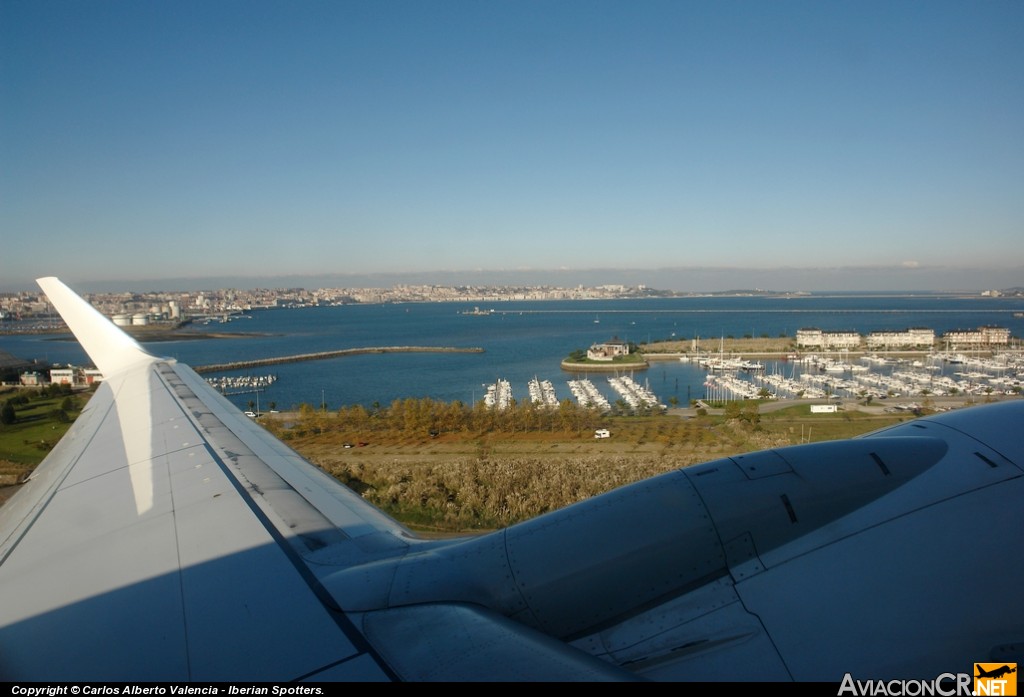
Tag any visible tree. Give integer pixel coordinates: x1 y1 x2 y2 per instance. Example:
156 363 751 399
742 401 761 426
0 401 15 425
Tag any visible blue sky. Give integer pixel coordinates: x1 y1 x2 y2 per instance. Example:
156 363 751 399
2 1 1022 291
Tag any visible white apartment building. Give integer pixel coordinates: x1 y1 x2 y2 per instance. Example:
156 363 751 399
866 328 935 349
942 326 1011 348
795 328 862 349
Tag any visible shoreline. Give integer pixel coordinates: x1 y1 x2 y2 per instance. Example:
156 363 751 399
47 330 269 342
642 349 953 361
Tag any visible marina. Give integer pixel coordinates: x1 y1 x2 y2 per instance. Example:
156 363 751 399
608 375 664 410
567 379 612 411
205 374 278 396
486 346 1024 412
527 377 559 408
482 379 513 409
704 350 1024 403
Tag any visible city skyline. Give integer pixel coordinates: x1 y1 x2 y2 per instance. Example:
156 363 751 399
3 1 1022 291
2 265 1024 295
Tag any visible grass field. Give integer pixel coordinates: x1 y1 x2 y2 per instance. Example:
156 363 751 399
0 385 916 531
0 389 86 484
643 336 795 354
273 404 910 532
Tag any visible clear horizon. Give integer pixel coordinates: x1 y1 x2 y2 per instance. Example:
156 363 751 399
3 1 1022 291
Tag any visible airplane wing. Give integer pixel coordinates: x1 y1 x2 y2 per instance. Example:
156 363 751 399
0 278 629 681
1 277 1022 681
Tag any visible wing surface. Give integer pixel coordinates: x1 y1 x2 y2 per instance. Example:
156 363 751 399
0 335 394 679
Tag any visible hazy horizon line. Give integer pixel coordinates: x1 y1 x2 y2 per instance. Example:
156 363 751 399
3 264 1022 294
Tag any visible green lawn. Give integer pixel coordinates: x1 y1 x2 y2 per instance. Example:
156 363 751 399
0 393 86 481
757 404 906 441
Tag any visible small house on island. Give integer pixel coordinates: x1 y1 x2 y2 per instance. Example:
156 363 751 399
587 337 630 361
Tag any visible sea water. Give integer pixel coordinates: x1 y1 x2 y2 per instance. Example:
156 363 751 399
3 294 1022 410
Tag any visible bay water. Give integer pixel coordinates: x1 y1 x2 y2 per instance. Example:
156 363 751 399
4 294 1022 411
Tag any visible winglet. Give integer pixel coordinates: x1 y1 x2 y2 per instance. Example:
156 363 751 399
37 277 157 377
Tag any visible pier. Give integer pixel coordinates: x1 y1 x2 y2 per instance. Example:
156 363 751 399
194 346 483 374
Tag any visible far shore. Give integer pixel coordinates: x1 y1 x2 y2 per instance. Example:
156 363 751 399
641 337 1002 360
48 329 269 342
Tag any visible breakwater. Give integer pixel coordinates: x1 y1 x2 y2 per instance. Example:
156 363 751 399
194 346 483 374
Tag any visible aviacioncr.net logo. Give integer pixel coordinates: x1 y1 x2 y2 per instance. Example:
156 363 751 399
838 673 972 696
974 663 1017 696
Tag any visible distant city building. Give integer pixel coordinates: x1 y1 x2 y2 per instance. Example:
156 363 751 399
3 283 669 323
866 328 935 349
20 371 44 386
49 368 77 385
795 328 861 349
42 365 100 386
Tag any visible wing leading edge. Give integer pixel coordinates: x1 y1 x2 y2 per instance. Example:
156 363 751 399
1 278 1022 681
